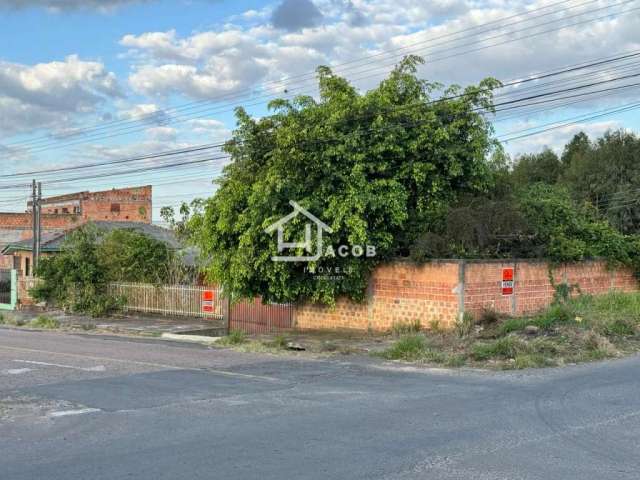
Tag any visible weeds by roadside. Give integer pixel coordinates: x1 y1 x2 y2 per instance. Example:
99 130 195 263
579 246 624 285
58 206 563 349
29 315 60 329
217 329 247 346
377 291 640 370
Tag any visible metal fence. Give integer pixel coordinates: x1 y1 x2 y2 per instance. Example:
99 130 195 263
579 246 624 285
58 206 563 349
108 283 224 319
229 298 294 334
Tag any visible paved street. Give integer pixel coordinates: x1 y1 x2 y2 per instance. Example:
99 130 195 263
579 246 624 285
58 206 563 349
1 327 639 479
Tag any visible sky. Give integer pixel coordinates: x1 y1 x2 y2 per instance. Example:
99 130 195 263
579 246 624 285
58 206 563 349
0 0 638 221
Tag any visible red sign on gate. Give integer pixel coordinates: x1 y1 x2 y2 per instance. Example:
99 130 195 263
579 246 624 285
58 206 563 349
502 268 514 296
202 290 215 313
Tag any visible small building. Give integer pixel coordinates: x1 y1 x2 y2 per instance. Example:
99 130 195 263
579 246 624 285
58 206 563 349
0 185 152 270
1 221 180 277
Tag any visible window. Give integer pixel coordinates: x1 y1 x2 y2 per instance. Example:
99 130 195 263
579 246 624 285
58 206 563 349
25 257 30 277
110 203 120 213
62 207 69 214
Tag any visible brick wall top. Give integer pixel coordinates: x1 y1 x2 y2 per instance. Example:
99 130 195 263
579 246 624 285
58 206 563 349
0 212 80 229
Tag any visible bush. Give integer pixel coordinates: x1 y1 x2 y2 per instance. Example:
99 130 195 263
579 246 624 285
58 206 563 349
32 223 177 317
599 318 636 337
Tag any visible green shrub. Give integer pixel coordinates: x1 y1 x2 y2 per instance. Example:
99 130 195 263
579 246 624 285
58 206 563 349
498 318 528 335
599 318 636 337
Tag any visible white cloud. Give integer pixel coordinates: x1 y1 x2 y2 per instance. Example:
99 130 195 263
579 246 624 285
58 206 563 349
118 103 169 125
120 0 640 107
0 55 121 137
503 120 623 156
145 126 177 141
187 118 230 137
0 0 152 12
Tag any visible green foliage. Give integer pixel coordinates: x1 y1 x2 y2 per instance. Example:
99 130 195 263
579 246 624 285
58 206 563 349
219 329 247 345
391 319 422 336
160 198 205 242
191 55 500 304
100 229 173 284
380 334 446 363
561 130 640 234
472 336 525 360
454 312 474 338
518 184 634 264
32 224 176 316
266 334 289 349
511 148 562 188
29 315 60 329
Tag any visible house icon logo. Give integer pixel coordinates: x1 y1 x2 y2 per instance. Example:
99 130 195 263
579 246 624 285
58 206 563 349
265 200 333 262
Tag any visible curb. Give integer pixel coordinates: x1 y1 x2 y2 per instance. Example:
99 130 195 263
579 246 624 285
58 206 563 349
160 332 222 344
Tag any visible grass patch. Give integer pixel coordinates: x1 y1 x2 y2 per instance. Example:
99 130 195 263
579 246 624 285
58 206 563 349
391 319 422 336
218 329 247 346
29 315 60 329
379 334 450 364
264 334 289 349
472 336 526 361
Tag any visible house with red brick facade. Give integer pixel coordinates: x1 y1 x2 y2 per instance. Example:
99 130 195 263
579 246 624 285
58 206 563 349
0 185 152 273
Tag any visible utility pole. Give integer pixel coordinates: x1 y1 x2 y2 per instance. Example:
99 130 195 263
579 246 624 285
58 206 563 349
35 182 42 272
31 180 37 275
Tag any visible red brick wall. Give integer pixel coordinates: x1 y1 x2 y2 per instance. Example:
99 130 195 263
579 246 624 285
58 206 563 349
81 185 151 223
294 259 639 332
463 260 638 317
0 212 79 229
295 261 461 331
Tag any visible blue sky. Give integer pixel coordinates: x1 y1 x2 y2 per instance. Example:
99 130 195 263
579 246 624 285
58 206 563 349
0 0 638 220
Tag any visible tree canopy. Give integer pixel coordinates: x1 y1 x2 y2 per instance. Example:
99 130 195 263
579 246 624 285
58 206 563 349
191 56 501 304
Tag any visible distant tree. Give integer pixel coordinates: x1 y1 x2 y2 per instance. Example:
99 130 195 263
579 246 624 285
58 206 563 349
560 131 591 167
511 148 562 188
191 55 501 304
160 198 205 241
561 130 640 234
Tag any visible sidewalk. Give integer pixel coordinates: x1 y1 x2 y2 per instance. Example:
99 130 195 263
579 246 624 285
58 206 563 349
8 309 226 337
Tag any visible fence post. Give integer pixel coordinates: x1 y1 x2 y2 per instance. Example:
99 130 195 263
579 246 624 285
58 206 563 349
223 295 231 334
457 260 466 322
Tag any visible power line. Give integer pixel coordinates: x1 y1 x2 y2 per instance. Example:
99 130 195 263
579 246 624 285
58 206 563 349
2 0 633 155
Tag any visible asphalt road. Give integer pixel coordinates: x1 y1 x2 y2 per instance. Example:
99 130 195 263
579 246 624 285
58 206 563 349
1 328 639 479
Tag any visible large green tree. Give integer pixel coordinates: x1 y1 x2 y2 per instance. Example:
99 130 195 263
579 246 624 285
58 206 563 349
192 56 501 304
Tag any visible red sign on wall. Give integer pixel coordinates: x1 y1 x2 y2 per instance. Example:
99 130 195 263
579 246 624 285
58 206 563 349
202 290 215 313
502 268 514 296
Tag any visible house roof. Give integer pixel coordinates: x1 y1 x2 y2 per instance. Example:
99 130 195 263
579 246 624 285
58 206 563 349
1 221 181 255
